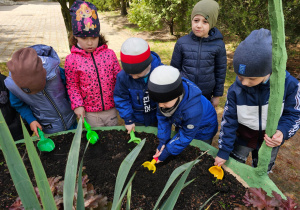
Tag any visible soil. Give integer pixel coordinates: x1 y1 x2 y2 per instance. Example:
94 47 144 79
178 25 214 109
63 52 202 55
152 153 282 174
0 130 247 209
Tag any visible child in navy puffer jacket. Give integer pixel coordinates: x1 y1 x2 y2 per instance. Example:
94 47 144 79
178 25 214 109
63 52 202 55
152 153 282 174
114 38 164 134
171 0 227 108
214 29 300 172
65 1 121 127
148 65 218 162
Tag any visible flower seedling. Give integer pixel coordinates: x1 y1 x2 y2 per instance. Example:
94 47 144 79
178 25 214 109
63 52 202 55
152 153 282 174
208 165 224 180
128 130 141 144
83 118 99 144
142 157 158 173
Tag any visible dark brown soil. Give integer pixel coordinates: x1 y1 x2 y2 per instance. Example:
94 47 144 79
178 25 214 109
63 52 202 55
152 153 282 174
0 130 247 209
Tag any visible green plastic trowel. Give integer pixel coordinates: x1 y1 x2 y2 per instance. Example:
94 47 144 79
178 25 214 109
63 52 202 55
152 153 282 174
83 118 99 144
37 128 55 152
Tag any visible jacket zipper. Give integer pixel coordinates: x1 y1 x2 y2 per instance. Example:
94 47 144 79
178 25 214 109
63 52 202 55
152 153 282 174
43 89 67 130
91 53 105 110
196 39 203 85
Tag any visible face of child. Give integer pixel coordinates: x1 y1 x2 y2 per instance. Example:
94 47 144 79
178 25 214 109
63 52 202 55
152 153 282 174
130 64 151 79
159 97 178 109
237 74 270 87
192 15 210 38
75 36 99 53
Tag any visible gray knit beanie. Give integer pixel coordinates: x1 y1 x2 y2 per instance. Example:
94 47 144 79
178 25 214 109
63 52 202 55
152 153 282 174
191 0 219 30
234 28 272 77
148 66 183 103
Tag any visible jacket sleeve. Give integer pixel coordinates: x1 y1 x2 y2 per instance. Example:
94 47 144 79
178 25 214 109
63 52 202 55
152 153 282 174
213 41 227 97
277 80 300 141
156 110 172 144
170 41 183 71
65 55 84 110
9 91 36 125
158 104 204 161
113 73 135 125
217 87 239 160
112 51 122 81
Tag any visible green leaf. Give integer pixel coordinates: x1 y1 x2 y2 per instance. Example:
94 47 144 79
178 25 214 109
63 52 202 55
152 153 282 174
154 160 200 209
199 192 219 210
160 158 200 210
115 172 136 210
0 111 41 209
22 119 56 209
126 183 132 210
63 117 83 209
111 139 145 209
76 143 90 210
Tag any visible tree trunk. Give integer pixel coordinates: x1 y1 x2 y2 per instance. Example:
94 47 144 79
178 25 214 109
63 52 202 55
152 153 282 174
121 0 127 16
169 18 174 35
57 0 75 49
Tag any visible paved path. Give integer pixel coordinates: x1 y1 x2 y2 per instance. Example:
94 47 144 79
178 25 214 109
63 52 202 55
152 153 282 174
0 1 130 63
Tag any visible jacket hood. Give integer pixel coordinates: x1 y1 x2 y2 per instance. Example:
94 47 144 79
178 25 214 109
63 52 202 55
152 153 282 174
9 45 61 81
190 27 224 42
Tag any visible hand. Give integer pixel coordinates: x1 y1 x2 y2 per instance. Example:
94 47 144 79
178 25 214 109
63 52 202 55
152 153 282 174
211 96 220 108
74 106 85 119
264 130 283 147
125 123 135 134
214 156 226 166
153 145 165 163
30 121 42 137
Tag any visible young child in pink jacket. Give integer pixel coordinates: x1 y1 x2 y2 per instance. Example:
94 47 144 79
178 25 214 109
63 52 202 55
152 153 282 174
65 0 121 127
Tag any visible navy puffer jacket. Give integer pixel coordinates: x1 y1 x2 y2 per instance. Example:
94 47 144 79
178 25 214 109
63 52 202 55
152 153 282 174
171 28 227 99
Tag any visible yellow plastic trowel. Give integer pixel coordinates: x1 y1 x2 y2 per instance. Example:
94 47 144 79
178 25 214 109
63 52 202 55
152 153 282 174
208 166 224 180
142 157 159 173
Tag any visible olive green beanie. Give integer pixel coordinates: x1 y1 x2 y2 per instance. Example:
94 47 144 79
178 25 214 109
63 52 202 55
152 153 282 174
191 0 219 30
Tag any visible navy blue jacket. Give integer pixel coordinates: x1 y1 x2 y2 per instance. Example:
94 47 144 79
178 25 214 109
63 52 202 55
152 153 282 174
171 28 227 99
217 71 300 160
157 78 218 161
114 51 163 126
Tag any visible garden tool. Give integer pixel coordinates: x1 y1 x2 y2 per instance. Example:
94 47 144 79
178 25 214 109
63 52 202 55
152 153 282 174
142 157 158 173
37 128 55 152
83 118 99 144
128 130 141 144
208 166 224 180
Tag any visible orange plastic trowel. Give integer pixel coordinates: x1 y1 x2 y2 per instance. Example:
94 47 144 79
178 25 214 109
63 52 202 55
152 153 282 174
142 157 158 173
208 166 224 180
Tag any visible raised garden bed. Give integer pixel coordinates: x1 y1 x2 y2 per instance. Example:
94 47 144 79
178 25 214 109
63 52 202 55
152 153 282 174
0 127 248 209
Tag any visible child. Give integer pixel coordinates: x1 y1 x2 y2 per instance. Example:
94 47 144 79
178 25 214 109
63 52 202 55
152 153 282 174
66 0 121 127
148 65 218 162
5 45 77 137
214 29 300 172
114 37 163 133
170 0 227 107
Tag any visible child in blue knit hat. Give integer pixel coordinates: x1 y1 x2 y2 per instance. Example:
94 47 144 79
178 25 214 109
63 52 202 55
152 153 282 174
214 28 300 172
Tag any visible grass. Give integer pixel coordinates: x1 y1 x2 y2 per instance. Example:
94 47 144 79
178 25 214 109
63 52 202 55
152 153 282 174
0 63 9 76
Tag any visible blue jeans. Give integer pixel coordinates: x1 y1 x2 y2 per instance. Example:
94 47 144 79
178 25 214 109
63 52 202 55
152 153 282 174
230 144 280 172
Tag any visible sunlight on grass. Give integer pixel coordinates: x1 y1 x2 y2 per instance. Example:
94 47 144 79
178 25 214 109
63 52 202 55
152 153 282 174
148 40 176 65
0 63 9 76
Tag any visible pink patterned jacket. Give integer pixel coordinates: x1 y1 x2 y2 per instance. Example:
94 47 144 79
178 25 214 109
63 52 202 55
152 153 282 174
65 44 121 112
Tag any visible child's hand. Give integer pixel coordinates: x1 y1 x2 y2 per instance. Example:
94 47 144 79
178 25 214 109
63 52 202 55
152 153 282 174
211 96 220 108
153 145 165 163
74 107 85 119
125 123 135 134
214 156 226 166
30 121 42 137
264 130 283 147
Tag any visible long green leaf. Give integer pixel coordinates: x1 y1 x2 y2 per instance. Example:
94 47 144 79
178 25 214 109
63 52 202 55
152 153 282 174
0 111 41 209
111 139 145 209
153 160 200 210
115 172 136 210
126 182 132 210
199 192 219 210
63 117 83 209
161 158 199 210
22 119 56 209
76 143 90 210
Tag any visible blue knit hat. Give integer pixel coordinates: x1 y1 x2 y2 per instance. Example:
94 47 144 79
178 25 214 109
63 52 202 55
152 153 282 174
70 1 100 37
234 28 272 77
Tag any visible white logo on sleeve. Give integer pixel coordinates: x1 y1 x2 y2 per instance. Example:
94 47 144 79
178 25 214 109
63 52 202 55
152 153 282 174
187 124 194 129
